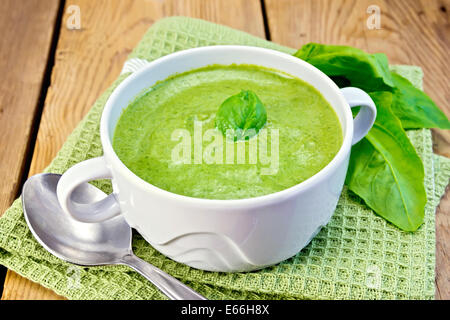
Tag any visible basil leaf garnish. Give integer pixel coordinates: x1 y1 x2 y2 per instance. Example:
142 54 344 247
215 90 267 141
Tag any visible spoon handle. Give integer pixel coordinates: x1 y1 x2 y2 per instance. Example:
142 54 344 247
120 253 207 300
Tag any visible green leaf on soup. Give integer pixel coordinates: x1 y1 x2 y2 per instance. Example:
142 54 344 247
294 43 394 92
390 72 450 129
346 91 426 231
215 90 267 141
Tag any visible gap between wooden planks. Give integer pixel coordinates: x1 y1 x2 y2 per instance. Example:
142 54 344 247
1 0 266 300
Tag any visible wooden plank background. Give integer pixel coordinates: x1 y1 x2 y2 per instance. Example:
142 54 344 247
0 0 60 237
0 0 61 300
0 0 448 300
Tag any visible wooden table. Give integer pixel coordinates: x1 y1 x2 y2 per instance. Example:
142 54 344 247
0 0 448 300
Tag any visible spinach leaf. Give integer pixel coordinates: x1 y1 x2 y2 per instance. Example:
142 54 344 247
346 92 426 231
390 72 450 129
215 90 267 141
292 43 447 231
294 43 394 91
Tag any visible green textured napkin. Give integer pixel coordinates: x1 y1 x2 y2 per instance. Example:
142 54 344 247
0 17 449 300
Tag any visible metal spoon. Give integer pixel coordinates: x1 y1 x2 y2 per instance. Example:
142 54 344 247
21 173 206 300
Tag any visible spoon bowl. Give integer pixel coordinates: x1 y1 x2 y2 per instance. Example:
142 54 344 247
23 173 130 265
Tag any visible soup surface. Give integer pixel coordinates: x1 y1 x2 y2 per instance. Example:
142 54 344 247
113 64 342 199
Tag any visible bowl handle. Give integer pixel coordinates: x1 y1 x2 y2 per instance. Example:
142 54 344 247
340 87 377 145
56 156 121 223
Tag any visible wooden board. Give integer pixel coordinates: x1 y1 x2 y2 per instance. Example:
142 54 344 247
264 0 450 299
0 0 60 300
0 0 59 224
1 0 265 300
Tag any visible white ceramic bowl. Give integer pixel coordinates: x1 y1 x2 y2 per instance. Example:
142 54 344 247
57 46 376 272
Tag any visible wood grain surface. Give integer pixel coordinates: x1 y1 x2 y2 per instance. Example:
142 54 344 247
1 0 265 300
1 0 449 300
0 0 59 229
265 0 450 300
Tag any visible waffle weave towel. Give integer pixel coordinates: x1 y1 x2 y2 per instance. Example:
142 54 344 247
0 17 449 300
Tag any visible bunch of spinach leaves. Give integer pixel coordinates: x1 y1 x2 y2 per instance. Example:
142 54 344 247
294 43 450 231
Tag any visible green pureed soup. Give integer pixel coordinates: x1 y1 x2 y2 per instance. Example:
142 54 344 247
113 64 343 199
